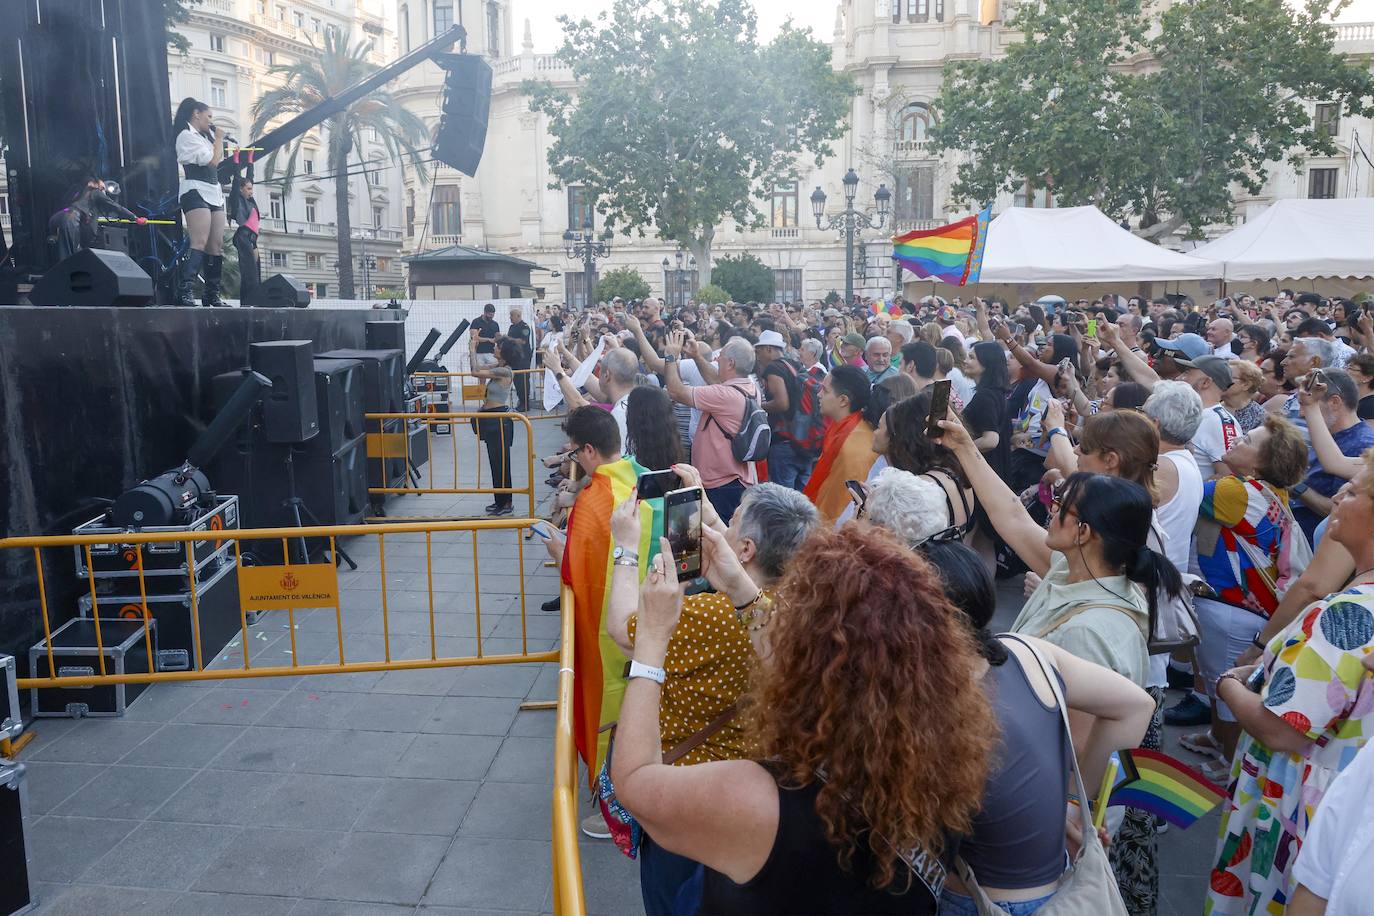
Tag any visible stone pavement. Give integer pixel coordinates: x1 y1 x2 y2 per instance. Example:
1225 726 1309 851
16 414 1216 914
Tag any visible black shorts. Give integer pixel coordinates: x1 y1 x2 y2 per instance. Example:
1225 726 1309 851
179 190 223 214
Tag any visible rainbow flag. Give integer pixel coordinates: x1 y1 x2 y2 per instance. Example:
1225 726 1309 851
1107 748 1227 829
891 204 993 286
561 457 661 790
869 298 896 317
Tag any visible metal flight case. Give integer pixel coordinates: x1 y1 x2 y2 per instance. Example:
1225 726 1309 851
29 618 155 718
0 762 35 915
71 495 239 595
0 655 20 742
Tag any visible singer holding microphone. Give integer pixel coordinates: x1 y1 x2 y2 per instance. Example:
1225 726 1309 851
172 97 228 307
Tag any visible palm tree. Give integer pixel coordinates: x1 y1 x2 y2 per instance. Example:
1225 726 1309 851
251 29 428 299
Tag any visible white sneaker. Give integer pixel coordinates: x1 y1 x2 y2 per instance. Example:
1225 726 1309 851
580 812 611 840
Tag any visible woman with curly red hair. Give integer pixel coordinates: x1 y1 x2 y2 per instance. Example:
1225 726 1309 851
612 524 996 914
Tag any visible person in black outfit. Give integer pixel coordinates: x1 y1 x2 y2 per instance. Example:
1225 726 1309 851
48 177 144 260
960 340 1012 479
472 302 500 355
506 306 533 412
229 177 262 302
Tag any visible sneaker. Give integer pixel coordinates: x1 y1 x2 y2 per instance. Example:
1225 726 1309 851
1155 818 1169 836
581 812 611 840
483 503 502 516
1166 665 1194 691
1163 693 1212 727
491 504 514 517
542 596 561 613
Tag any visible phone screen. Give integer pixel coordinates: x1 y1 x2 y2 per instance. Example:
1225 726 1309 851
926 379 952 438
637 469 682 501
845 480 867 511
1305 369 1325 392
664 488 703 579
1086 318 1098 337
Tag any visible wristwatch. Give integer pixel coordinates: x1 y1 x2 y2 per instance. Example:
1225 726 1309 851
554 372 566 381
628 660 666 685
1291 482 1310 496
612 545 639 568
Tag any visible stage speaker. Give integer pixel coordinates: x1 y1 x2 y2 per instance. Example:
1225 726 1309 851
245 274 311 308
433 53 492 177
298 434 369 526
29 248 154 307
316 348 405 416
311 358 366 454
365 320 407 355
249 341 320 444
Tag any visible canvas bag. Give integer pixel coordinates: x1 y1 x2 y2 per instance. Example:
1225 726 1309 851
954 635 1129 916
706 379 772 463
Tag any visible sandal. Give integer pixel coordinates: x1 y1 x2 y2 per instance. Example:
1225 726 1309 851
1180 731 1226 761
1201 757 1233 784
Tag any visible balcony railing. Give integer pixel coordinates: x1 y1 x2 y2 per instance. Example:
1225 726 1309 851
770 227 800 239
892 219 943 233
895 138 934 157
1334 22 1374 42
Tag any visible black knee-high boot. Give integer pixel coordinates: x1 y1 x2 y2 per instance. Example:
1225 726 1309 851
177 249 204 307
202 254 226 308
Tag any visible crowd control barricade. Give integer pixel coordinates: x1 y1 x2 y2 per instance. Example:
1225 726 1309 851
550 583 585 915
365 411 537 519
412 369 569 422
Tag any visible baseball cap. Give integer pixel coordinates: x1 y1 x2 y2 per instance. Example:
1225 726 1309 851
841 332 867 350
823 308 841 318
755 330 786 349
1175 354 1234 389
1154 333 1209 361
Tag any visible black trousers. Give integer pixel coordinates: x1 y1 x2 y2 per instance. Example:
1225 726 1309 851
478 408 514 507
235 239 260 301
511 361 531 412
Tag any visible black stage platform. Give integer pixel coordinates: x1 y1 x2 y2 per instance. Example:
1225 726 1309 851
0 306 380 663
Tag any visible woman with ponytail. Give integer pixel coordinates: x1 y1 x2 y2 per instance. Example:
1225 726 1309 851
172 97 227 307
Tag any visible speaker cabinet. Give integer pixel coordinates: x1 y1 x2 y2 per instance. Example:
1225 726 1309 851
316 348 404 416
365 319 407 355
298 434 369 527
245 273 311 308
433 53 493 177
311 358 366 454
249 340 320 444
29 247 154 307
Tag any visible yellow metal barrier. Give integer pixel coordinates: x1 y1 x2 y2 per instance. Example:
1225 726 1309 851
365 411 537 519
2 518 551 688
413 368 569 421
551 582 585 915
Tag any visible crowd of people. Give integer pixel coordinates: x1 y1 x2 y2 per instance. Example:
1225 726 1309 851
487 289 1374 916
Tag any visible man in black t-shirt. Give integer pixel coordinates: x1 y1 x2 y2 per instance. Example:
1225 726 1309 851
755 330 808 490
472 303 500 355
507 306 533 412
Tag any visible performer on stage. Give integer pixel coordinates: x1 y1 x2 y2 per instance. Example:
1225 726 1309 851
173 97 227 307
47 177 144 260
230 177 262 302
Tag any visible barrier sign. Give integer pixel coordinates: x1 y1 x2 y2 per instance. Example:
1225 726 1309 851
238 562 340 611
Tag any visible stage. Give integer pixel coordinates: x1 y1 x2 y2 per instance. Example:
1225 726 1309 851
0 305 385 664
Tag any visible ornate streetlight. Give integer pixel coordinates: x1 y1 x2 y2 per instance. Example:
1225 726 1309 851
660 249 698 307
562 215 613 308
811 168 891 303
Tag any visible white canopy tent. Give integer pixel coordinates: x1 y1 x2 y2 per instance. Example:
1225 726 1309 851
1190 198 1374 281
973 206 1223 283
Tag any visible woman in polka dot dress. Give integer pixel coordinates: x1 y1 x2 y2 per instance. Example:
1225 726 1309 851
1206 453 1374 915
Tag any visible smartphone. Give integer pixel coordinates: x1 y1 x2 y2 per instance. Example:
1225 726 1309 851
530 522 554 541
664 487 703 579
637 469 683 501
926 379 952 438
845 479 867 512
1304 369 1326 392
1086 318 1098 337
1245 665 1267 693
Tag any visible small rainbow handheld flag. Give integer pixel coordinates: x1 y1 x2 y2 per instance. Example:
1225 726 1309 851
869 298 896 318
1107 748 1227 829
891 204 992 286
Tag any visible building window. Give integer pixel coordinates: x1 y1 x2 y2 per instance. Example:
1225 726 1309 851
487 1 502 57
431 186 461 236
305 199 318 223
293 10 305 28
270 251 289 268
269 193 283 220
257 0 266 13
897 103 932 143
315 283 328 298
434 0 454 34
892 0 901 22
306 253 320 268
373 206 384 228
1315 102 1341 139
313 17 322 33
276 5 286 21
568 186 593 230
1014 178 1055 208
406 189 415 237
663 266 700 308
895 167 935 222
369 165 384 187
935 0 945 20
209 79 227 108
303 156 314 174
908 0 928 21
1309 167 1339 199
209 34 225 52
400 4 410 51
773 269 803 304
376 257 389 272
565 271 594 309
770 182 799 228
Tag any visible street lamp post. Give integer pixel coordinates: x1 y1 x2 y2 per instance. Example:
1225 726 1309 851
810 168 891 304
562 216 613 309
660 249 697 307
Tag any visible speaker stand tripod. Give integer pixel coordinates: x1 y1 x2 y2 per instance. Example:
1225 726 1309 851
281 447 357 571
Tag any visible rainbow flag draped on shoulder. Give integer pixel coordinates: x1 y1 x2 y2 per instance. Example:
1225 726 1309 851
891 203 993 286
561 457 661 789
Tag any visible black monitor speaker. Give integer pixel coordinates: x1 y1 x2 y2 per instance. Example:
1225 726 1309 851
365 320 407 354
29 248 154 307
245 273 311 308
433 53 492 177
249 341 320 444
311 358 366 454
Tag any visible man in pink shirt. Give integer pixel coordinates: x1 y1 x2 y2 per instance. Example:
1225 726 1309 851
663 331 757 523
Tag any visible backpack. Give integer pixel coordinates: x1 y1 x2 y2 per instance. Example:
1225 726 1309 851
784 364 828 457
707 380 772 463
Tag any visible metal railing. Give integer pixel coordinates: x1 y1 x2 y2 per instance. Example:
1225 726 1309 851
550 583 585 915
412 370 569 422
364 411 537 518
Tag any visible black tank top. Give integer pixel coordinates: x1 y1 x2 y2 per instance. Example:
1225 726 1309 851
700 774 947 915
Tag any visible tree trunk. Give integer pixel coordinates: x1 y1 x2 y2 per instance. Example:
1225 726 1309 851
687 227 715 287
1136 213 1185 241
333 126 355 300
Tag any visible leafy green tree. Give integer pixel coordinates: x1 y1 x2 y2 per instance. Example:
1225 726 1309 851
932 0 1374 238
695 283 732 305
594 266 651 302
164 0 201 56
251 30 428 298
712 253 776 303
526 0 856 284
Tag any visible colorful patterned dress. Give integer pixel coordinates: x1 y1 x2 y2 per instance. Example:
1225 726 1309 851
1206 583 1374 915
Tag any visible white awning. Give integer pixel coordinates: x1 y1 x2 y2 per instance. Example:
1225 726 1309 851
1190 198 1374 281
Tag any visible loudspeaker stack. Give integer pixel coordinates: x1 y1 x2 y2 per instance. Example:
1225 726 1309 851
29 248 154 307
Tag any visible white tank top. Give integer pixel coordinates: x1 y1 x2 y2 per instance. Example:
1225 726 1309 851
1147 448 1204 689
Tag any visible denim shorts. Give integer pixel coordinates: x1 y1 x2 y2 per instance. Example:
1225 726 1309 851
939 888 1054 916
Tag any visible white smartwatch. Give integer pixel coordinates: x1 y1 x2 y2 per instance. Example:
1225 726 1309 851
628 660 666 685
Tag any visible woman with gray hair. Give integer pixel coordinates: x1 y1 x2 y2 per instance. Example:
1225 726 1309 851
863 467 955 548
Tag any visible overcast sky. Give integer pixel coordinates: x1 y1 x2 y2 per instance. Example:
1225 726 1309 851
506 0 1374 54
